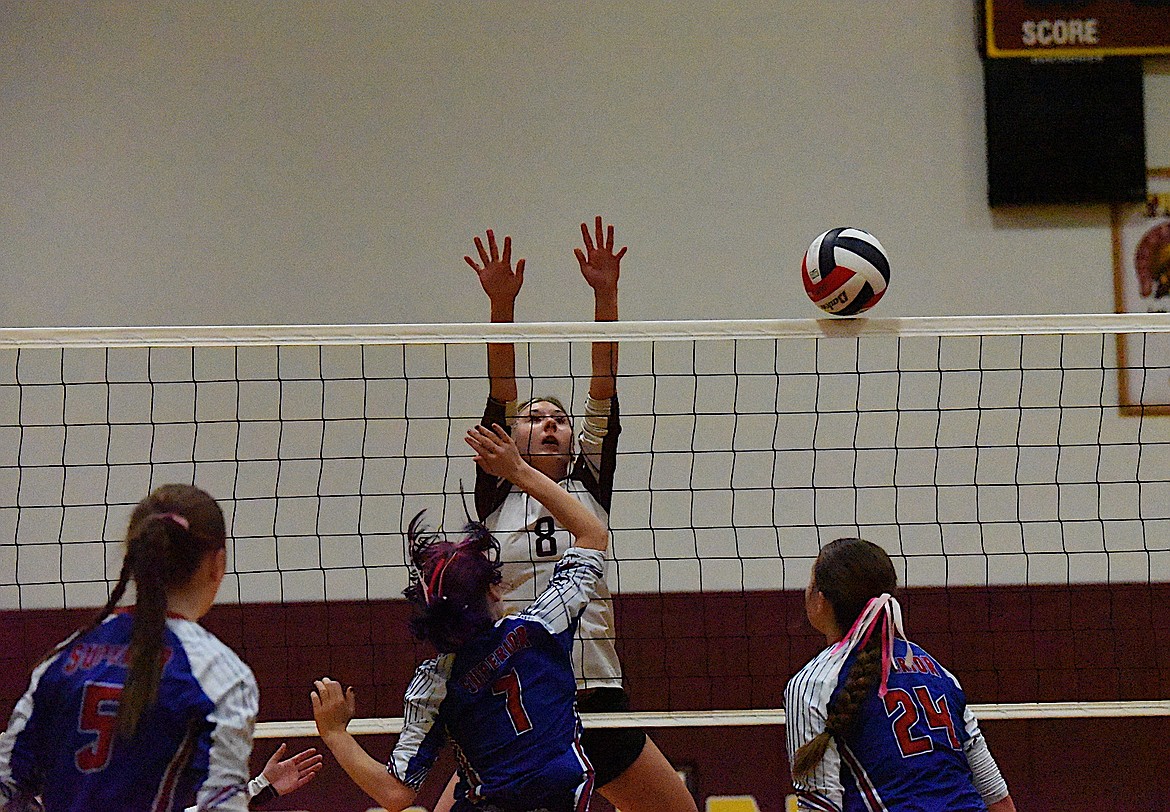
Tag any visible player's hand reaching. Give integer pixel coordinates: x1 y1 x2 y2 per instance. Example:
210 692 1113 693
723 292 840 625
575 215 626 296
466 424 527 482
260 742 324 796
465 229 525 306
312 678 356 741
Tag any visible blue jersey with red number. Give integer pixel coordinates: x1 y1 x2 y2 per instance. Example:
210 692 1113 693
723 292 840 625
786 637 992 812
391 547 602 812
0 611 258 812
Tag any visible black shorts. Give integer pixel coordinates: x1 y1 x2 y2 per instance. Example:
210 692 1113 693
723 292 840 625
576 687 647 788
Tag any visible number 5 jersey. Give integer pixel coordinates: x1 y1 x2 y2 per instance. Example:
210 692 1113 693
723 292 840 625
0 610 257 812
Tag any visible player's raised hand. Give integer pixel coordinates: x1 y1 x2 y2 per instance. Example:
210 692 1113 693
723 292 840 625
312 677 357 739
466 424 526 481
465 229 525 305
261 742 324 796
575 215 626 295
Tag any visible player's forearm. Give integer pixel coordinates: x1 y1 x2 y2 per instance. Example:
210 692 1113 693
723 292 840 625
510 463 607 551
987 797 1016 812
487 345 517 403
319 731 415 812
487 299 518 402
589 288 618 399
589 341 617 400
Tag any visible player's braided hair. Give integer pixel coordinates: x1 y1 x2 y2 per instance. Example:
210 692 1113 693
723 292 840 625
404 510 503 653
792 537 898 779
792 631 884 777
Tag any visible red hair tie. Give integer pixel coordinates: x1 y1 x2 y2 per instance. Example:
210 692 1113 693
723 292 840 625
424 551 462 606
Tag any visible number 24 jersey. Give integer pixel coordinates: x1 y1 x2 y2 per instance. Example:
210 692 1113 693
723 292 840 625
785 637 997 812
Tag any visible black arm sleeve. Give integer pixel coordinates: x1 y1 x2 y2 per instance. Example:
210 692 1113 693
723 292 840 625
247 784 278 809
474 397 515 521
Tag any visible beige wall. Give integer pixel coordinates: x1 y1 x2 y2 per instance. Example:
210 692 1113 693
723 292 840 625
2 1 1168 328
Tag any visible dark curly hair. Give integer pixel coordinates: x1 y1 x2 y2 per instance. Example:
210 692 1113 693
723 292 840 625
403 511 503 652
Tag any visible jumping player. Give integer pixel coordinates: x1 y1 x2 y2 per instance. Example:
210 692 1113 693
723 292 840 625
785 537 1018 812
0 484 260 811
444 218 696 812
311 424 610 811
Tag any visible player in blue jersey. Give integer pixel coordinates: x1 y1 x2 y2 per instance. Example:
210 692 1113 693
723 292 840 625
0 484 266 811
312 423 611 812
785 538 1018 812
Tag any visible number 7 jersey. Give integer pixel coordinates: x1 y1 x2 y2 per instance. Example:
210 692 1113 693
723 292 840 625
390 548 605 810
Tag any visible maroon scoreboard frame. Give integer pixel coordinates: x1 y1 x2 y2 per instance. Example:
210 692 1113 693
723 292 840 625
984 0 1170 57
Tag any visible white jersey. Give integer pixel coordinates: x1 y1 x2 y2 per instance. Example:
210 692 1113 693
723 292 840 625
475 395 622 690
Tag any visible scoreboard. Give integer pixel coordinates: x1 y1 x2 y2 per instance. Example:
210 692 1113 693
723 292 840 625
984 0 1170 57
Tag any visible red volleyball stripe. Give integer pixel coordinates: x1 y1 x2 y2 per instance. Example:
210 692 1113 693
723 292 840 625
803 265 858 300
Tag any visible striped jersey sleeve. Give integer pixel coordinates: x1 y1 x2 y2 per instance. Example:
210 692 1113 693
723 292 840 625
0 649 62 805
784 645 847 812
171 619 259 812
390 655 453 790
517 547 605 640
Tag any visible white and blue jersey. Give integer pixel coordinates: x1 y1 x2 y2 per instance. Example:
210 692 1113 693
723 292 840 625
0 610 258 812
391 547 604 812
785 637 1009 812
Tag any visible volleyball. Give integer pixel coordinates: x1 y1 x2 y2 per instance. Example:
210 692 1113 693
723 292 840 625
801 227 891 316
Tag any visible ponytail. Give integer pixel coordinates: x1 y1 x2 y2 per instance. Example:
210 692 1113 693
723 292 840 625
117 518 173 737
404 511 502 652
42 485 226 739
794 537 900 778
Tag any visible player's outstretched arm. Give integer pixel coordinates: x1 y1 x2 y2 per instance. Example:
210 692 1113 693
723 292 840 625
466 229 523 404
312 678 416 812
988 797 1017 812
248 742 322 806
575 215 625 400
466 424 607 551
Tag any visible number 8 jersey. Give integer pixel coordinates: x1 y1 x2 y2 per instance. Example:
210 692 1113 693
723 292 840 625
785 637 1009 812
475 395 622 691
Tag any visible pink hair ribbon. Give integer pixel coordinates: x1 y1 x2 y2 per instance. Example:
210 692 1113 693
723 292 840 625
151 512 190 530
829 593 908 698
424 550 464 606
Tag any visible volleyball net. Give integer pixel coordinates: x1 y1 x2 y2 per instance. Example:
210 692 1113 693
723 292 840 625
2 315 1169 739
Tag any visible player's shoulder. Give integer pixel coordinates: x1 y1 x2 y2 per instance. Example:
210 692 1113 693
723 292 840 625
892 638 962 688
409 654 454 687
785 644 847 706
494 611 553 640
403 655 454 707
167 618 256 699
